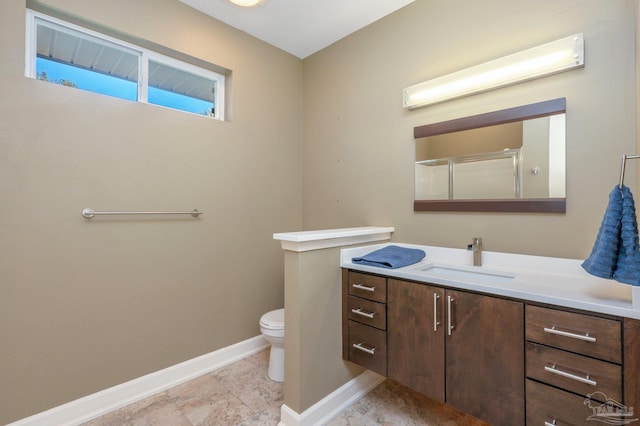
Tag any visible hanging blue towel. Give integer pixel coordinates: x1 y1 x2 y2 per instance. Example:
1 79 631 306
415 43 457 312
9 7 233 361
352 245 426 269
582 186 623 279
613 186 640 285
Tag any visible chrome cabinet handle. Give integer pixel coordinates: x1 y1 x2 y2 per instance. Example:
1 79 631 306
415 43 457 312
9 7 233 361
351 308 375 319
352 342 376 355
544 364 597 386
447 296 455 336
433 293 440 331
544 326 596 342
544 420 557 426
352 283 375 292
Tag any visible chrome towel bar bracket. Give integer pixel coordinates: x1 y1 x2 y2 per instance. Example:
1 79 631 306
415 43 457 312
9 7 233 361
619 154 640 189
82 208 203 219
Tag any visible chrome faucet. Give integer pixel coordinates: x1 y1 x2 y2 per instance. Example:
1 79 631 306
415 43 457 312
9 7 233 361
468 237 482 266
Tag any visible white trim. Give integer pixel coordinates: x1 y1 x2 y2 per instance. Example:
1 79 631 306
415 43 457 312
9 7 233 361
9 335 268 426
214 78 225 121
278 370 385 426
273 226 395 252
25 10 37 78
138 51 149 103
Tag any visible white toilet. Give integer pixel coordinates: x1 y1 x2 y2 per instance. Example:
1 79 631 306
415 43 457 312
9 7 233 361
259 308 285 382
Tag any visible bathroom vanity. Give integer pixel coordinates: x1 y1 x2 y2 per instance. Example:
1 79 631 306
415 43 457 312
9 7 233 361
341 243 640 426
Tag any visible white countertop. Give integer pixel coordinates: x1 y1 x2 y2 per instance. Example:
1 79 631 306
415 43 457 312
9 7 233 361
341 242 640 320
274 226 394 252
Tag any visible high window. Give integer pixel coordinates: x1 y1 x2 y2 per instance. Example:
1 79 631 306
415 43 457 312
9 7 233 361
25 10 225 120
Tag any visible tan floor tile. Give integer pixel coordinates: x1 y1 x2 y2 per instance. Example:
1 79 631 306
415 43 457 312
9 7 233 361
126 402 192 426
83 350 487 426
327 380 490 426
81 393 164 426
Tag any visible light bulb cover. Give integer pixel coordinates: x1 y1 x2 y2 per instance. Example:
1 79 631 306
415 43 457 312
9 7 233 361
228 0 267 8
403 33 584 110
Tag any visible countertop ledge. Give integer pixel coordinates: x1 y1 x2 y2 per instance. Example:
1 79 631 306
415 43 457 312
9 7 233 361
274 226 394 252
341 242 640 320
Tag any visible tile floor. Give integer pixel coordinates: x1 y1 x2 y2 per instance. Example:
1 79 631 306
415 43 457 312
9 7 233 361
327 380 488 426
82 349 488 426
82 350 282 426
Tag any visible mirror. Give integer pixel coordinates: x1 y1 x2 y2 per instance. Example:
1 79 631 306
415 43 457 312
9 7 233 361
414 98 566 213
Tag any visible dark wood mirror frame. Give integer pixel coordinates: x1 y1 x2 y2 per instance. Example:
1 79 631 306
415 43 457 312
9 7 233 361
413 98 566 213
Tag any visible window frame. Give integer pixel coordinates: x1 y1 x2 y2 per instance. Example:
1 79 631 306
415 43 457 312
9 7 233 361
25 9 225 120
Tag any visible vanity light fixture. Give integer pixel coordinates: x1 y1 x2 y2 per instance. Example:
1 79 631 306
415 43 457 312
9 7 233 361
403 33 584 110
227 0 267 8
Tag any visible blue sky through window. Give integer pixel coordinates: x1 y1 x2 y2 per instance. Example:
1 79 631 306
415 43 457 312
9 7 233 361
148 87 214 116
37 57 137 100
36 57 214 116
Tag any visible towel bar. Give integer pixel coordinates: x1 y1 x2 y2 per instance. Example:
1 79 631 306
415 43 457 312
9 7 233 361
82 208 203 219
619 154 640 189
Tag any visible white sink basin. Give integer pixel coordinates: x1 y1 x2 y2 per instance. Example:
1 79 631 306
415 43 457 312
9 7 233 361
413 263 518 284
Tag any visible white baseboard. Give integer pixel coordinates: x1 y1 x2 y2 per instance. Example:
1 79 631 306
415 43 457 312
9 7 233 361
278 370 385 426
9 335 268 426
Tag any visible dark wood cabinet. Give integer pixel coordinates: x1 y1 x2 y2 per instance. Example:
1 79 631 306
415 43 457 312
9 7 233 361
387 279 445 402
387 280 524 426
343 268 640 426
525 305 621 362
445 289 524 425
347 321 387 375
526 379 594 425
342 270 388 376
525 305 627 424
623 317 640 418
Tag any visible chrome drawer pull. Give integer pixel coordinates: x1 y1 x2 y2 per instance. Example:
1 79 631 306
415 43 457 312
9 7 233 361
351 308 375 319
352 342 376 355
543 325 596 342
447 296 455 336
544 420 557 426
352 283 376 292
544 364 597 386
433 293 440 331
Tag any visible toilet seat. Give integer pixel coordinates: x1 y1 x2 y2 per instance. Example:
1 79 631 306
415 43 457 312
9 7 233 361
260 308 284 330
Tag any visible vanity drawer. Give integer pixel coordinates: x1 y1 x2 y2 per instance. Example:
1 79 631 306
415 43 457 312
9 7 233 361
526 305 621 363
348 320 387 376
347 296 386 330
526 379 596 426
348 271 387 303
526 342 622 401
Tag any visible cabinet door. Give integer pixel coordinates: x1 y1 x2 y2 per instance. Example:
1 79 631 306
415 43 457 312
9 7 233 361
624 317 640 416
387 279 445 402
445 290 524 426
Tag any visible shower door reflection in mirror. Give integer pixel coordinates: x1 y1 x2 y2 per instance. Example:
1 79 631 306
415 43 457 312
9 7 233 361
414 98 566 213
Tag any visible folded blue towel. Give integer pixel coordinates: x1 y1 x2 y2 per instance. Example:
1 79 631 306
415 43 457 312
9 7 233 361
582 186 623 279
352 245 426 269
613 186 640 286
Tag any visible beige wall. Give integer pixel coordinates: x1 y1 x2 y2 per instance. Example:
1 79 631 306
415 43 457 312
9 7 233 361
283 247 363 413
417 122 524 161
303 0 637 259
0 0 302 423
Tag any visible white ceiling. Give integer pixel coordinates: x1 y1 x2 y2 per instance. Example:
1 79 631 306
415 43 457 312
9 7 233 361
179 0 415 59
